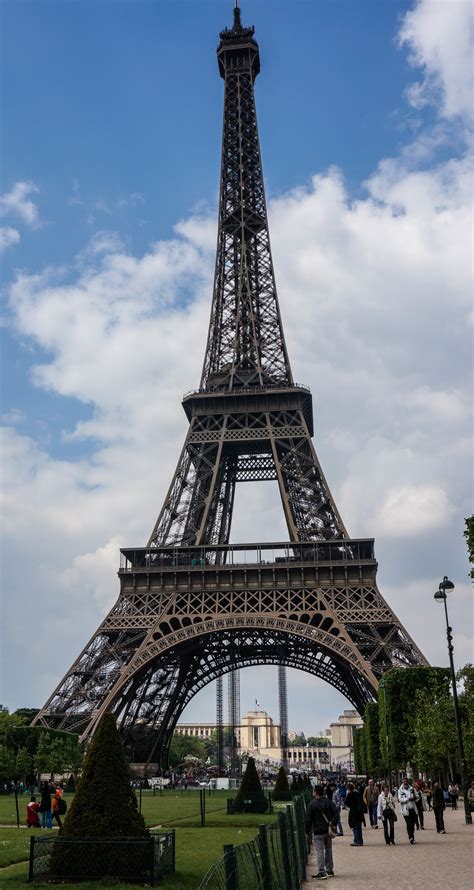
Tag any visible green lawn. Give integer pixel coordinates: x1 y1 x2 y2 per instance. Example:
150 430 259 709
0 789 235 828
0 825 262 888
0 828 55 867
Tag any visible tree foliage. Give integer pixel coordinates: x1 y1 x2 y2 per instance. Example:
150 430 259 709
378 667 450 768
61 713 148 838
413 673 457 777
168 734 207 768
458 664 474 776
353 726 367 775
0 707 81 781
272 765 292 801
234 756 267 813
364 702 381 774
464 516 474 579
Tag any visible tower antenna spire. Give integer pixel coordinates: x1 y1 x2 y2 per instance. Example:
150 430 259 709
233 0 242 29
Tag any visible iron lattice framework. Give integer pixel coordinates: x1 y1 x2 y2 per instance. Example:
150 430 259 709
33 4 426 766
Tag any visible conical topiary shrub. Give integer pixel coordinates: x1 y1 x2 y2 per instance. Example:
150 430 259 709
51 713 149 880
272 765 292 801
233 757 268 813
60 712 148 838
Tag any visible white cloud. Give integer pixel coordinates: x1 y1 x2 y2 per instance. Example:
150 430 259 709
375 484 454 537
0 181 40 227
0 226 20 252
399 0 474 121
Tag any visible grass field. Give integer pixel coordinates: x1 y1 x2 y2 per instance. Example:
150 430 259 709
0 790 278 887
0 789 246 826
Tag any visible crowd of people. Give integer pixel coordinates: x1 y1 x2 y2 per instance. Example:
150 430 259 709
25 781 67 829
305 776 468 881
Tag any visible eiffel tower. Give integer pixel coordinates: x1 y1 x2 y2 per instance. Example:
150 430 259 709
33 3 426 766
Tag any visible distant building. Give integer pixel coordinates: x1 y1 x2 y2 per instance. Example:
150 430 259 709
176 710 330 769
322 709 363 769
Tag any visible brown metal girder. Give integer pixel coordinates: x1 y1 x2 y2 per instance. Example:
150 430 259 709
75 610 379 744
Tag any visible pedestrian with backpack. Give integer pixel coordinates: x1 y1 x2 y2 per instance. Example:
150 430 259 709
52 789 67 827
305 785 339 880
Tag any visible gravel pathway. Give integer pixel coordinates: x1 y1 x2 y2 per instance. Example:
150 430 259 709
302 804 473 888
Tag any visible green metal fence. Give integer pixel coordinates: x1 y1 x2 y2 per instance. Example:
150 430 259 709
28 829 175 885
198 794 308 890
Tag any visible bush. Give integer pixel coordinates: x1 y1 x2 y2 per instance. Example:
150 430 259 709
51 713 149 880
233 757 268 814
272 765 292 801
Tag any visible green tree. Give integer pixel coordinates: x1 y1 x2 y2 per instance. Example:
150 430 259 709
273 765 292 801
458 664 474 776
307 737 328 747
0 744 15 782
15 747 33 781
61 713 148 837
168 734 207 768
353 726 367 775
34 732 53 776
464 516 474 580
13 708 39 724
378 666 450 770
364 702 381 775
234 756 268 813
413 674 457 779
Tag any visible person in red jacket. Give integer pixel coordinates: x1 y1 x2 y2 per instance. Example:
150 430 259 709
26 796 41 828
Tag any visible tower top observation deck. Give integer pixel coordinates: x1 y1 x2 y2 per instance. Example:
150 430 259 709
218 2 260 80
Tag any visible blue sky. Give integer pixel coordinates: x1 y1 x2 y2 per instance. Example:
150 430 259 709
1 0 472 734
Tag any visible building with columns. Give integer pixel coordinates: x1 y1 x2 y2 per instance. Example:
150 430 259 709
322 709 363 769
176 709 330 769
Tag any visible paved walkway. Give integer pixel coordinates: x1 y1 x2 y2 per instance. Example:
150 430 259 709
302 805 473 888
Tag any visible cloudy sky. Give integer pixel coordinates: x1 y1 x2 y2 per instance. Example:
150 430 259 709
1 0 472 736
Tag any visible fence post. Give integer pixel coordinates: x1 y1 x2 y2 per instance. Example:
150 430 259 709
150 836 156 887
294 797 307 881
277 812 293 890
14 787 20 828
200 788 206 827
286 805 299 889
171 829 176 872
258 825 272 890
28 836 35 883
223 843 237 890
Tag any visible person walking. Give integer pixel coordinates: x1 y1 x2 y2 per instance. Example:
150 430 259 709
305 784 339 880
39 781 52 829
448 781 457 809
26 795 41 828
331 785 344 836
432 782 446 833
398 777 419 844
467 781 474 814
425 783 433 811
377 782 396 845
363 778 379 829
414 781 426 829
346 782 364 846
338 780 347 810
51 789 63 827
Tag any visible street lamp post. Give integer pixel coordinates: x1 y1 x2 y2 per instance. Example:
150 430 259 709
434 575 472 825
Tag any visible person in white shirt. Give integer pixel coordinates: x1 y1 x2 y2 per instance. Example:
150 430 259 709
398 778 419 844
377 783 396 845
